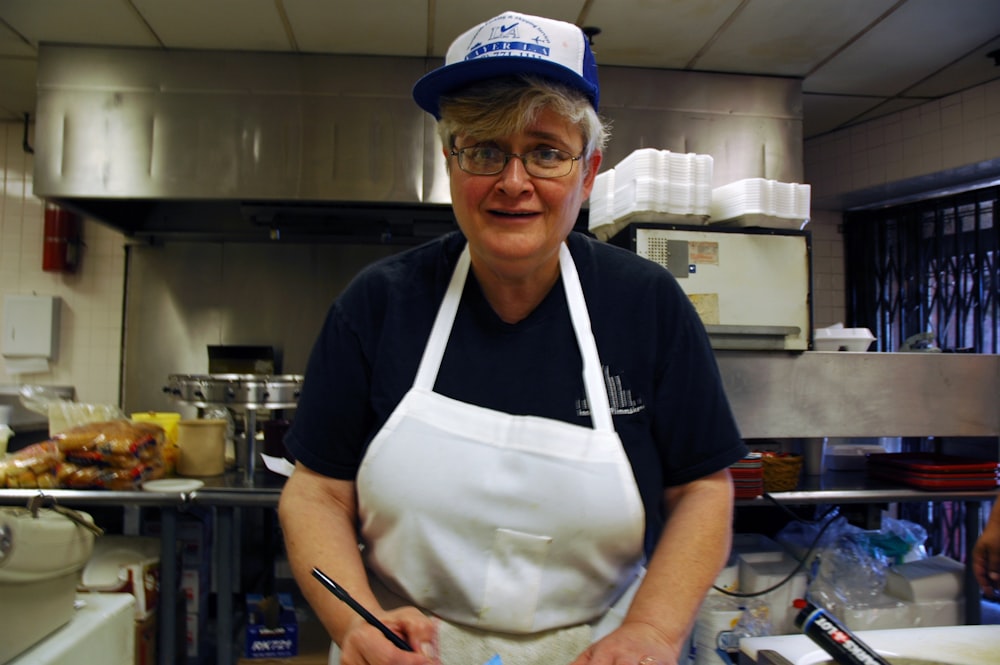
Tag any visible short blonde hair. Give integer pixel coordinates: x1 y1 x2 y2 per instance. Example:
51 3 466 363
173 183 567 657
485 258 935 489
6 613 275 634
437 76 610 172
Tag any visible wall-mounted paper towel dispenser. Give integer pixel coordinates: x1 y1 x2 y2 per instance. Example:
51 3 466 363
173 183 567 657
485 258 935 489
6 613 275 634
2 295 61 374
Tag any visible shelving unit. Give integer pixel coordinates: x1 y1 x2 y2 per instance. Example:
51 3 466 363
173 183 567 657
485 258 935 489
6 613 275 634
0 489 186 665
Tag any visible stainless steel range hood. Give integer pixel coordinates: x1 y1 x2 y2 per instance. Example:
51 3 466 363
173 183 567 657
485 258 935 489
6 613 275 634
32 45 803 243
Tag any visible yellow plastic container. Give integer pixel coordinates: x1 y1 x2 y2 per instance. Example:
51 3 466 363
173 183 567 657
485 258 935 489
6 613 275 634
130 412 181 473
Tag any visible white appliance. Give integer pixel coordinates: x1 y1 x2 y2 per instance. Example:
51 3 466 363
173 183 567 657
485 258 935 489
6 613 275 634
609 224 812 350
739 624 1000 664
0 507 97 663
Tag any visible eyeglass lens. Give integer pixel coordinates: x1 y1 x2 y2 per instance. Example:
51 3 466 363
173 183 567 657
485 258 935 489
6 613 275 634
454 147 577 178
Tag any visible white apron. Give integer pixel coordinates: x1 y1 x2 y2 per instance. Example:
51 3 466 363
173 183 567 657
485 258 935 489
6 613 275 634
351 242 645 662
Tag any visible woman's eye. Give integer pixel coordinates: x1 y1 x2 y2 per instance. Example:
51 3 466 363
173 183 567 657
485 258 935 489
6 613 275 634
532 149 564 164
469 147 501 162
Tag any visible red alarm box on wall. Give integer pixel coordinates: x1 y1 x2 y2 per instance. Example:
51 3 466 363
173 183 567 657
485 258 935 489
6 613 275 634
42 203 81 273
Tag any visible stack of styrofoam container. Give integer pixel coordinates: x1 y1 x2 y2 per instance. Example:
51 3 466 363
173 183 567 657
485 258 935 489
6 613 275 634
736 540 808 635
709 177 811 229
588 149 713 241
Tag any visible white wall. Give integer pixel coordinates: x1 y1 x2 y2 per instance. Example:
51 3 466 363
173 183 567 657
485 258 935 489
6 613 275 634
804 78 1000 328
0 122 126 405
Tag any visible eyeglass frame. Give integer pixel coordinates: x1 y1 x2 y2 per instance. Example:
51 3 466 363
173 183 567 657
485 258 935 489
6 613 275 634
449 145 584 179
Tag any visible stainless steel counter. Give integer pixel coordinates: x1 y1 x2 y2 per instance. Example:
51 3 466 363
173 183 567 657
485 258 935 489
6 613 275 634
717 351 1000 439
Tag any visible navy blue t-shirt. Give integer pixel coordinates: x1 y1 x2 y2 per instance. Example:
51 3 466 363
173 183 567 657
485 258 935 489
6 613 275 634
286 230 747 551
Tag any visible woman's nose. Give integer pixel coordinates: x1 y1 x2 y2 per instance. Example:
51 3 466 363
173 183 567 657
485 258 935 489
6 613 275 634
495 155 533 194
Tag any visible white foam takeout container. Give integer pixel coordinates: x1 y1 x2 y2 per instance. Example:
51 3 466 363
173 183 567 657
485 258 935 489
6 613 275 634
813 325 875 352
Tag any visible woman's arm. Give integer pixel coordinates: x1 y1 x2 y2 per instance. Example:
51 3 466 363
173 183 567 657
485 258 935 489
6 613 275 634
576 468 735 665
972 498 1000 597
278 463 436 664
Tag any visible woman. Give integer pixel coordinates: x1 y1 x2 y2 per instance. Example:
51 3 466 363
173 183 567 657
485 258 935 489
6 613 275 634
279 11 747 665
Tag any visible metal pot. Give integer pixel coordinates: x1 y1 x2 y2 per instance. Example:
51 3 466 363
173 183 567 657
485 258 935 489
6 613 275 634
165 373 303 409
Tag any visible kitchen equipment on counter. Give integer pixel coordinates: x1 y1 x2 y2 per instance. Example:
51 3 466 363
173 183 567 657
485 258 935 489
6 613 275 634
609 224 811 350
0 505 98 663
738 624 1000 664
176 419 227 477
164 373 303 484
165 373 303 411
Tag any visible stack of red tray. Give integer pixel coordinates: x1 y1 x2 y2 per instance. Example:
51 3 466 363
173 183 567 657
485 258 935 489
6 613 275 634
731 452 763 499
867 452 999 490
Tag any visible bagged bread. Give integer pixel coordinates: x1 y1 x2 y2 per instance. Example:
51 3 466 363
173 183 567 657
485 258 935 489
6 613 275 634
52 420 166 489
0 441 62 488
0 420 166 490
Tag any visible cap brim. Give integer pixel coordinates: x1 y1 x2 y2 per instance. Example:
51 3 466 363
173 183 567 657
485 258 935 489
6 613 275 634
412 57 600 119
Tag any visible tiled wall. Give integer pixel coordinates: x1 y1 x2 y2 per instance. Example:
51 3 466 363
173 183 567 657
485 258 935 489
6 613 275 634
804 78 1000 329
1 78 997 407
0 122 126 405
805 209 845 329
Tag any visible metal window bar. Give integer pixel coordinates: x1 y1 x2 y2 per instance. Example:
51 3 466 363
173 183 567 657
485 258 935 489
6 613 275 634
844 185 998 353
843 185 999 564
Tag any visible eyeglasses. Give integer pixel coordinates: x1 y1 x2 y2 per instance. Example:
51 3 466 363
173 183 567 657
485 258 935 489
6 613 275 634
450 146 582 178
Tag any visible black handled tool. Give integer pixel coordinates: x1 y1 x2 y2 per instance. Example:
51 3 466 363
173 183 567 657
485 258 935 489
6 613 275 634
311 567 414 652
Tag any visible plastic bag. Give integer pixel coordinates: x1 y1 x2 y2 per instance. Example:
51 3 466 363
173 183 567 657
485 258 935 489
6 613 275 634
804 512 928 620
19 384 125 436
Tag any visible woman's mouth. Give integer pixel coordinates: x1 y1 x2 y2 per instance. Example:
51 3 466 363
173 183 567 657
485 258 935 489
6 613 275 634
489 209 538 219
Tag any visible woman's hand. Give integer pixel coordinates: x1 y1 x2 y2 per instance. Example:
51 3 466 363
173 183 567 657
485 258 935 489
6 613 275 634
570 620 683 665
972 504 1000 598
339 606 439 665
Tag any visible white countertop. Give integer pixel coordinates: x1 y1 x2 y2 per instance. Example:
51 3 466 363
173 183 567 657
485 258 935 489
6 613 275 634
8 593 135 665
739 624 1000 664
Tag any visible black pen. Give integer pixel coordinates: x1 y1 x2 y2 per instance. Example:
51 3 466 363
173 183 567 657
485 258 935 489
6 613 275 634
311 567 414 652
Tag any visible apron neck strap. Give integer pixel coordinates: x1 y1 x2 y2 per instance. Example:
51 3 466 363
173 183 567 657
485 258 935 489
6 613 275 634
413 242 614 432
558 243 613 432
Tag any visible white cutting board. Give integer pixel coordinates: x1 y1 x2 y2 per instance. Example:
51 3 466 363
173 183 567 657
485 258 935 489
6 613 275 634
740 624 1000 664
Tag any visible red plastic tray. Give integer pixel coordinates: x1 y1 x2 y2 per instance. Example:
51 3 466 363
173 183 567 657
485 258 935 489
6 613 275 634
868 465 998 490
867 452 999 475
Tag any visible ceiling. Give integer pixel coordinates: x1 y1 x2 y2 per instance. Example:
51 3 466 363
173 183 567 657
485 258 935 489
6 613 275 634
0 0 998 140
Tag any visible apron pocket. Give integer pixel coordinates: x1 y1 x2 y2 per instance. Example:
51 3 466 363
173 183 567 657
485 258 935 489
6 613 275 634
481 528 551 631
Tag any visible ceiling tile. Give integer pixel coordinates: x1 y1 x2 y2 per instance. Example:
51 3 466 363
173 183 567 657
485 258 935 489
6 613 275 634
0 0 158 48
133 0 290 51
584 0 741 69
694 0 898 77
805 0 1000 96
906 37 1000 98
0 21 35 57
284 0 426 56
803 93 887 138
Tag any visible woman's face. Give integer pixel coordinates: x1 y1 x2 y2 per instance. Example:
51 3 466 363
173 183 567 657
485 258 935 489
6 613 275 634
447 106 602 281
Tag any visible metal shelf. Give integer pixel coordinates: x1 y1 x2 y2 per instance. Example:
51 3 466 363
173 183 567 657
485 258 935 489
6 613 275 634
736 470 998 506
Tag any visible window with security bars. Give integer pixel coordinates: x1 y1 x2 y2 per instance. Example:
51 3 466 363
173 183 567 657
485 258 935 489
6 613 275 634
842 185 999 573
843 185 999 353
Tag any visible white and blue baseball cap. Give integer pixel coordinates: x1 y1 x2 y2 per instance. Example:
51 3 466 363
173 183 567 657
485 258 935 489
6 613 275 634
413 11 600 119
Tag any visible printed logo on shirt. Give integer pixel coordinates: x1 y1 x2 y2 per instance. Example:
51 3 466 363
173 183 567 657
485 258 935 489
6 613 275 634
576 366 645 417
